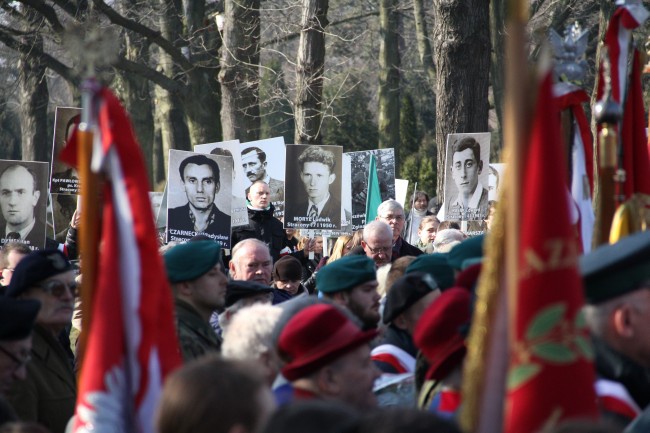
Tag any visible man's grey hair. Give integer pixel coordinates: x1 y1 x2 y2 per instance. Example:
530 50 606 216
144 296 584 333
377 199 403 218
231 238 270 265
433 229 465 251
222 304 282 361
583 288 650 338
363 220 392 241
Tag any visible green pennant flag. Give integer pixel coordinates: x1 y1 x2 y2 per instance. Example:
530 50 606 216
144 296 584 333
365 154 382 223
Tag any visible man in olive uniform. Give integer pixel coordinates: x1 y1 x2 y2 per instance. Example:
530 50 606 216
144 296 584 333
164 240 227 361
5 250 77 433
581 231 650 429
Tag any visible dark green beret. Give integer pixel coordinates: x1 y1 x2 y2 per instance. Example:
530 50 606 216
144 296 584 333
0 298 40 340
164 240 222 283
405 253 455 289
447 235 484 270
580 231 650 304
317 255 376 294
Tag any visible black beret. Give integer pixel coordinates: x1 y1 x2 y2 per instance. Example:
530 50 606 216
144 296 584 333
0 298 40 340
580 231 650 304
164 240 222 283
225 280 273 308
6 250 72 298
383 272 438 324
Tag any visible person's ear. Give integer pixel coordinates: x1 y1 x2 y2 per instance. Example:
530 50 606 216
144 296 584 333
328 173 335 185
215 181 220 194
316 365 341 396
32 190 41 206
478 160 483 174
612 305 634 338
331 290 349 306
228 261 237 278
177 281 193 297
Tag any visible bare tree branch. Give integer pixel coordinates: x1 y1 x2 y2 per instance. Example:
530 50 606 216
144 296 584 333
18 0 66 34
114 57 184 93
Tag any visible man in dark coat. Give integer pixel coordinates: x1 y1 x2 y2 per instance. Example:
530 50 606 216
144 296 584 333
5 250 77 433
376 200 422 260
167 154 231 245
164 240 227 362
232 181 284 262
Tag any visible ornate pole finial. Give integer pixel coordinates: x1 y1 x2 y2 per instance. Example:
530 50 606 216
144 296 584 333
549 21 589 84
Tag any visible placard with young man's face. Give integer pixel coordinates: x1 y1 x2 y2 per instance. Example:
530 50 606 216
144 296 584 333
166 150 232 247
50 107 81 195
284 145 345 230
442 132 491 222
0 160 49 250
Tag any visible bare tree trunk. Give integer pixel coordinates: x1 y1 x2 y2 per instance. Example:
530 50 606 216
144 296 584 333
219 0 261 142
182 0 222 145
378 0 400 149
490 0 505 140
156 0 191 154
294 0 329 144
413 0 435 88
19 6 49 162
432 0 490 198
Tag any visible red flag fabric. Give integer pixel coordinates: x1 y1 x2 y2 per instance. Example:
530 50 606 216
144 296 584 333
621 50 650 199
67 88 182 433
505 69 598 432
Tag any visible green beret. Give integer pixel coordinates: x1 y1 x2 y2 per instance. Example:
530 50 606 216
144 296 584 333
580 231 650 304
317 255 376 294
461 257 483 270
164 240 222 283
405 253 455 289
447 235 484 270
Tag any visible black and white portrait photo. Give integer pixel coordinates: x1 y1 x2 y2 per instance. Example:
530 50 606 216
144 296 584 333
239 137 286 218
0 160 49 250
50 107 82 195
442 133 491 222
348 149 396 230
166 150 232 247
284 145 344 230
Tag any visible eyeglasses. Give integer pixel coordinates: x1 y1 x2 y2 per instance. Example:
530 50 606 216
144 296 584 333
0 345 31 371
32 279 78 298
366 245 392 256
380 214 404 222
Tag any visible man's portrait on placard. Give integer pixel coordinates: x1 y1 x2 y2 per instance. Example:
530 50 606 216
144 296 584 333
238 137 286 218
166 150 232 247
194 140 249 228
52 193 78 242
443 133 491 222
50 107 82 195
0 160 49 250
284 144 345 230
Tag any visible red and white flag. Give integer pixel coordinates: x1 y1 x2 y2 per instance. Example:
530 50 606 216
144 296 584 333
554 83 594 253
62 88 182 433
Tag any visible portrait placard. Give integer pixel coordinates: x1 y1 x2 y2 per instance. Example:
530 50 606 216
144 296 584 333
284 145 345 230
194 140 249 227
239 137 286 218
441 132 491 223
0 159 49 250
51 193 78 241
50 107 82 195
166 150 232 247
347 149 396 231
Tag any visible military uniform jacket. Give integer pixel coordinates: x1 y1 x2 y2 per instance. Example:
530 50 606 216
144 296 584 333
175 299 221 362
7 325 76 433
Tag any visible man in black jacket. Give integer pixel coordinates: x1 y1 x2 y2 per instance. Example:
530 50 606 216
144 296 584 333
376 199 423 261
231 181 284 262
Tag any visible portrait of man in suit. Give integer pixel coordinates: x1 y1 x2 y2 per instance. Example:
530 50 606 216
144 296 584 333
285 145 345 230
241 146 284 206
167 154 231 246
0 163 46 249
445 136 489 221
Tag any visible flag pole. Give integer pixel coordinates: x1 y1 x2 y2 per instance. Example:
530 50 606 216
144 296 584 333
592 48 622 247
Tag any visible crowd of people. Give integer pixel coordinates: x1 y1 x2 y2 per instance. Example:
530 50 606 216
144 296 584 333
0 182 647 433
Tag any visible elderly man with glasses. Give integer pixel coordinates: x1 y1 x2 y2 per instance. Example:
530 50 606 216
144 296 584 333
5 249 77 433
375 200 423 262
